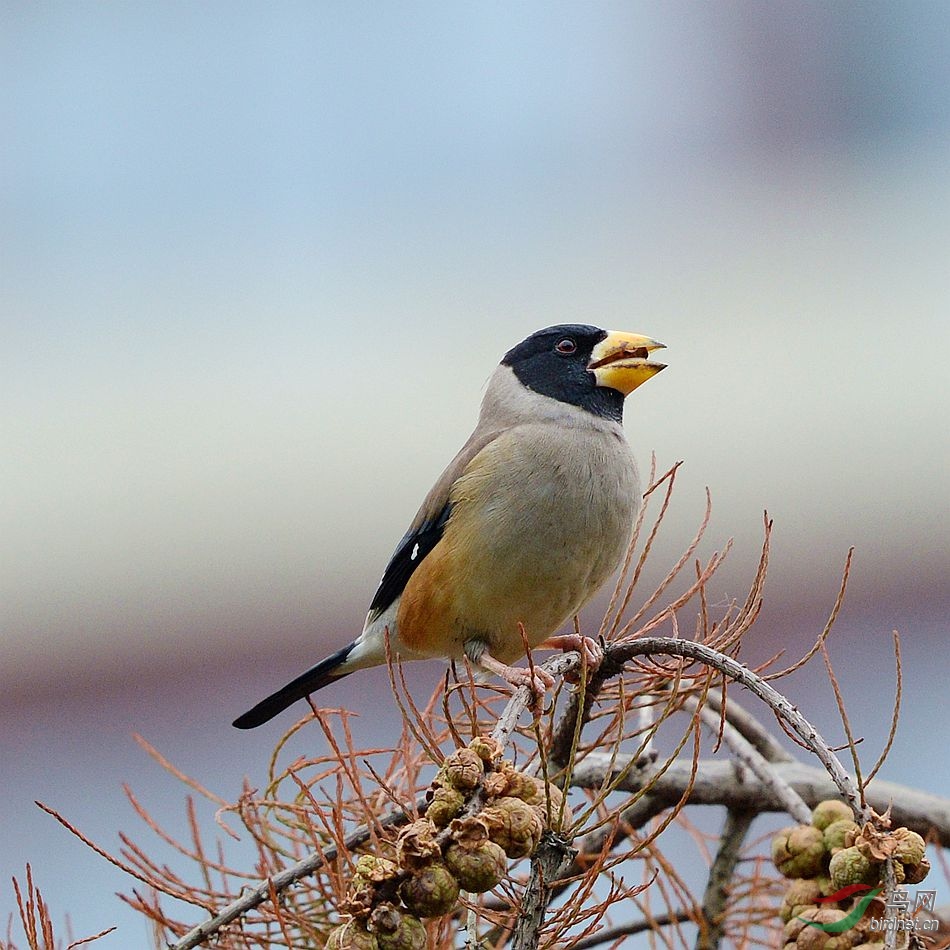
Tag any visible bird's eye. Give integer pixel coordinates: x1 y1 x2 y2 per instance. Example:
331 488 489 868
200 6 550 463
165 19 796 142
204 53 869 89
555 338 577 355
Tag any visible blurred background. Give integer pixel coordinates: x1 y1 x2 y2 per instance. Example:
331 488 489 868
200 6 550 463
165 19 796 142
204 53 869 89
2 1 948 945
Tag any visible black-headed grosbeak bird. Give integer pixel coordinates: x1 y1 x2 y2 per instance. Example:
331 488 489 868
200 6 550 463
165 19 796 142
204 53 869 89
234 324 665 728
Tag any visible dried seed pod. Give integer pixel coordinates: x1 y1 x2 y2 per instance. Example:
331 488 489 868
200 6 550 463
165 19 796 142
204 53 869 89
904 856 931 884
814 874 835 897
794 908 852 950
771 825 826 879
501 769 540 803
425 786 465 828
529 777 564 812
354 855 400 885
891 828 926 867
368 903 427 950
811 871 835 897
398 862 460 918
468 736 502 764
481 770 512 799
449 814 491 846
444 834 508 893
780 878 822 922
480 796 544 859
783 911 810 945
346 856 399 917
829 847 878 891
441 748 484 792
520 778 569 830
396 820 441 870
326 920 380 950
853 823 919 867
340 885 376 920
810 800 854 831
823 819 860 854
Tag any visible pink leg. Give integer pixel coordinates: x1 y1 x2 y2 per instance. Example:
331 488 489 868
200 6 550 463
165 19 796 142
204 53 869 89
540 634 604 670
471 648 555 697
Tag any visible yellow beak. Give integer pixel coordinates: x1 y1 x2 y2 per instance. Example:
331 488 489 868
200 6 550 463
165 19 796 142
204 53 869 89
588 331 667 396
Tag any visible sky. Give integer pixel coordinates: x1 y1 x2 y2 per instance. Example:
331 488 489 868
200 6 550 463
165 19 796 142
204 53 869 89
2 2 949 946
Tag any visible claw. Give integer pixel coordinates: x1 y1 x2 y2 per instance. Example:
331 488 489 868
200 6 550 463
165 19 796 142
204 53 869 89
541 634 605 670
472 648 555 701
502 664 556 696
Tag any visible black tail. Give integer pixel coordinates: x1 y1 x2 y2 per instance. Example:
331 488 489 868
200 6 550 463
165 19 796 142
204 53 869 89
232 642 357 729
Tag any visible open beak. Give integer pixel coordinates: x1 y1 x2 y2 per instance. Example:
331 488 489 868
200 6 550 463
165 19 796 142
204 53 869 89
588 331 667 396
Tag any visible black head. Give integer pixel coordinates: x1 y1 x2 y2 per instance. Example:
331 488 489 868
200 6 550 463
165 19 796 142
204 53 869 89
501 324 625 421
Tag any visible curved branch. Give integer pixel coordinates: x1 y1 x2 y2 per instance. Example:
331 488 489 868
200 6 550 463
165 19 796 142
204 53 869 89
688 695 811 824
703 690 793 764
603 637 868 819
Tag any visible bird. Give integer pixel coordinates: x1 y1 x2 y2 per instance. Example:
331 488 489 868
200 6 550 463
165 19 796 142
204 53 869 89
233 324 666 729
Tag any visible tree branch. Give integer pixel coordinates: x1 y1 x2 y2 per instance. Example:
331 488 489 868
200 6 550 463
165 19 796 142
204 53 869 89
167 804 416 950
510 831 578 950
570 755 950 846
695 809 755 950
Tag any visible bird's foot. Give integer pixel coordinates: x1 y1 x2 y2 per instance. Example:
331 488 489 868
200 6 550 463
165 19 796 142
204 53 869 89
503 663 557 697
474 649 556 701
541 634 605 670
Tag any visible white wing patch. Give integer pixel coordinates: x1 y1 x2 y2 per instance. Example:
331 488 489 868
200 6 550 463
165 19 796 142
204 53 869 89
411 542 420 561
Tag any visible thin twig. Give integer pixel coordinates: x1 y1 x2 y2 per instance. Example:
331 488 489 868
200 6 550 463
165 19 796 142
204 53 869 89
34 802 210 910
883 858 899 950
703 692 793 764
764 547 853 681
687 695 811 823
570 911 695 949
864 631 903 787
819 641 866 801
166 803 416 950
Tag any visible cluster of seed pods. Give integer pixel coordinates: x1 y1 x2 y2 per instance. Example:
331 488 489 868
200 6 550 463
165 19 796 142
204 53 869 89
774 800 929 950
326 737 566 949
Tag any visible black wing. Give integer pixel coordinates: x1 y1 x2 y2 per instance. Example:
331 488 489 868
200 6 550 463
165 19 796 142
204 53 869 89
364 420 502 624
367 501 453 622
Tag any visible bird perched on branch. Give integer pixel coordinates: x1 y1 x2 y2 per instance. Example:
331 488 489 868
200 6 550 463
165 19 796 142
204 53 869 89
233 324 666 729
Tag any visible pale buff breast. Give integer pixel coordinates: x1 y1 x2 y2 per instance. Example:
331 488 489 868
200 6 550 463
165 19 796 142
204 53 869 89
398 421 640 663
